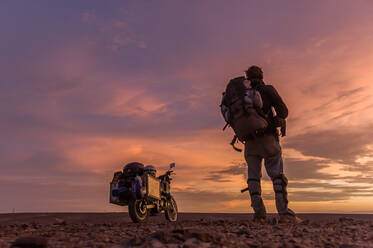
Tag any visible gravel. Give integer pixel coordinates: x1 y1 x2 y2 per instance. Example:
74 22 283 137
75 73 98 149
0 213 372 248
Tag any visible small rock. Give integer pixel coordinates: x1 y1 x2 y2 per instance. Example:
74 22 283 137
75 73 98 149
172 229 189 235
150 238 165 248
191 232 214 242
262 241 278 248
128 236 144 246
215 234 226 244
301 219 310 225
339 244 359 248
183 238 200 248
339 217 354 222
289 238 301 244
54 218 66 225
172 233 186 242
20 224 28 229
11 236 48 248
31 222 39 229
280 241 292 248
152 231 173 243
246 240 260 247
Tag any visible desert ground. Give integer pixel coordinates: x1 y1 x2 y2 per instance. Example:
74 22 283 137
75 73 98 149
1 213 372 248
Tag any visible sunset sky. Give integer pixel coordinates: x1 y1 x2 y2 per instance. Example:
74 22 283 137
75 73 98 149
1 1 373 213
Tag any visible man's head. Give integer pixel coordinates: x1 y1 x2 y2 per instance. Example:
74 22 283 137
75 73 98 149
245 65 263 80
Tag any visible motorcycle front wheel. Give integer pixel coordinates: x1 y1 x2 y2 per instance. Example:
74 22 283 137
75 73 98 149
165 195 178 222
128 199 148 223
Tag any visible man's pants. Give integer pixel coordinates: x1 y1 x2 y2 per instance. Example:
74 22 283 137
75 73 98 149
244 135 293 216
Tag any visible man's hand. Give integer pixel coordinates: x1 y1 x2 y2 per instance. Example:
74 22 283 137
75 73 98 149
271 116 286 137
270 116 285 127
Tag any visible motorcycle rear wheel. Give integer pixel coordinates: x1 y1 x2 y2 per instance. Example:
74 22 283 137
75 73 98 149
165 196 178 222
128 199 148 223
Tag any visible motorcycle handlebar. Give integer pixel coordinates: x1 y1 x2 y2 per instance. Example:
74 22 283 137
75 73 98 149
159 170 173 178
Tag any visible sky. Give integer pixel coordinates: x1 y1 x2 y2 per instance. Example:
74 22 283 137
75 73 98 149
1 0 373 213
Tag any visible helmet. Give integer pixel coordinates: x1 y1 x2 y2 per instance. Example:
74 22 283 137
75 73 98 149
144 165 157 177
245 65 263 80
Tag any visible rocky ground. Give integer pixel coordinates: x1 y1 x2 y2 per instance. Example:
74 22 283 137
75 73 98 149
0 213 372 248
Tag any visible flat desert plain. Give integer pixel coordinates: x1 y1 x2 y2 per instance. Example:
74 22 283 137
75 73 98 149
1 213 372 247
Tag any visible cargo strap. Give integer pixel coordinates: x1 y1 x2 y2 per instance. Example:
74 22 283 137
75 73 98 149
247 178 261 182
272 174 289 204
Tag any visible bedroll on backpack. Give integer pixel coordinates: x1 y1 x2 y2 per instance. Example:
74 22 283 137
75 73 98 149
123 162 144 177
221 77 268 142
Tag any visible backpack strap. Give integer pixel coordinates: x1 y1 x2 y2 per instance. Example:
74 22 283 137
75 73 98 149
222 123 229 131
230 135 242 152
221 92 231 130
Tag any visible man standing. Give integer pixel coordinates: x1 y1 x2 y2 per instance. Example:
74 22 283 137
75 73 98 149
242 66 298 223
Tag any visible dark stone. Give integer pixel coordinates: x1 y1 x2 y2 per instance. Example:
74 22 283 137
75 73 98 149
11 236 48 248
152 231 171 243
339 217 354 222
191 232 214 242
20 224 28 229
172 229 189 235
53 218 66 225
172 233 186 242
301 219 310 225
129 236 144 246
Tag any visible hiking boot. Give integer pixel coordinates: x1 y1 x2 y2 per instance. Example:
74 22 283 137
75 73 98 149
279 214 302 224
253 213 266 224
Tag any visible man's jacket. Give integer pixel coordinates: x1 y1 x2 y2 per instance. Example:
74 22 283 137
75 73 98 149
252 80 288 135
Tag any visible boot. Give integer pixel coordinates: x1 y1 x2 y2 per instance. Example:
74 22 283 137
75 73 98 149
253 212 266 223
279 213 302 224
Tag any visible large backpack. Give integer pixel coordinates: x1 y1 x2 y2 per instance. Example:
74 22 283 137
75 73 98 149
220 77 268 149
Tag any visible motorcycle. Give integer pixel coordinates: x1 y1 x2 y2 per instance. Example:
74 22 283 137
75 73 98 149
110 162 178 223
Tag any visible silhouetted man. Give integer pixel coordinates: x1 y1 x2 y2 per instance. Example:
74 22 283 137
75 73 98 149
243 66 299 223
